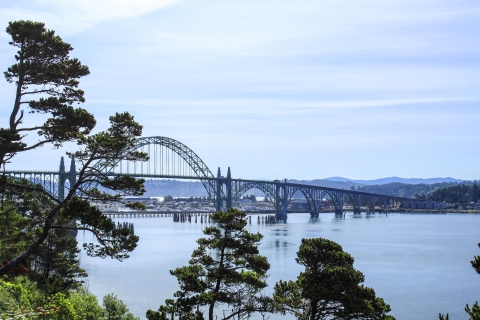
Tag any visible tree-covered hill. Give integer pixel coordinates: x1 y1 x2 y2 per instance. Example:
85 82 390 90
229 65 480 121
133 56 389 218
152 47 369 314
354 182 469 198
427 183 480 203
355 181 480 203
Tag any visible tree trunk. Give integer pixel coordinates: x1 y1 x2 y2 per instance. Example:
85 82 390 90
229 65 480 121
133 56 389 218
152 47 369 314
208 303 215 320
310 299 318 320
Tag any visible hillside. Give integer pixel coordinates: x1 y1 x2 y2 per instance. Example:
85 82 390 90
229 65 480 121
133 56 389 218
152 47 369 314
143 179 208 197
354 181 472 198
323 176 466 185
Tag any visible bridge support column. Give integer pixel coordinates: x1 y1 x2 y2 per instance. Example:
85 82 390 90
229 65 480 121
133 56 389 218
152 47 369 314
351 195 361 214
332 192 344 216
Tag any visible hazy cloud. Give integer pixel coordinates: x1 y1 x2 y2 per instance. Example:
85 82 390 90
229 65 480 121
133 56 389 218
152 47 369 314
0 0 179 35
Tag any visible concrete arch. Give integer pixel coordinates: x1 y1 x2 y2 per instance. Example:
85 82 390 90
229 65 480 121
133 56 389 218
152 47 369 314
362 195 378 212
232 181 276 203
286 187 318 214
320 190 343 215
286 187 318 216
376 197 389 208
345 193 362 214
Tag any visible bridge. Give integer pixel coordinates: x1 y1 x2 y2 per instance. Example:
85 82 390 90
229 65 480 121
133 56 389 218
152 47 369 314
4 136 436 220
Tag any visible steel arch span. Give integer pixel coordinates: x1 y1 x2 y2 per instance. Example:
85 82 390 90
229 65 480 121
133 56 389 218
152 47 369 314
89 136 218 200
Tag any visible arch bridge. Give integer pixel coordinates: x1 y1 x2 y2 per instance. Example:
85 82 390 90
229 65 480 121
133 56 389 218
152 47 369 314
4 136 436 220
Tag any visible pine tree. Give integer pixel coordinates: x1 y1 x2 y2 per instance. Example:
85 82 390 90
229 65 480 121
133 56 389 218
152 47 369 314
0 178 87 293
0 20 148 276
147 209 271 320
274 238 395 320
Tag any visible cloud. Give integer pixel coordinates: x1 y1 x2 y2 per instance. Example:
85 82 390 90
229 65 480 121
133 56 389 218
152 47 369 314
90 96 479 116
0 0 179 35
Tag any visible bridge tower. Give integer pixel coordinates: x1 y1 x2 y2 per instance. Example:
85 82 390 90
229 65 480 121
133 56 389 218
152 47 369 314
58 157 77 201
214 167 232 212
274 179 288 221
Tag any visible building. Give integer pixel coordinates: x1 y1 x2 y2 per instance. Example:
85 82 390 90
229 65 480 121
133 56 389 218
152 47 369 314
475 201 480 210
401 201 447 210
290 199 309 210
237 199 253 206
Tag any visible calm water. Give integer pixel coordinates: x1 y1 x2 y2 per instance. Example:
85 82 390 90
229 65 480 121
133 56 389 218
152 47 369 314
78 213 480 319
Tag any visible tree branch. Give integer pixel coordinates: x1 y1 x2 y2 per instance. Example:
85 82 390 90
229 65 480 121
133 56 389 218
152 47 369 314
49 225 116 246
21 139 57 151
6 182 61 204
16 126 47 132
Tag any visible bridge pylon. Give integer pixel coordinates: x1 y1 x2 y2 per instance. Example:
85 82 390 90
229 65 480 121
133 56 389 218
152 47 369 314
273 180 288 222
214 167 231 212
58 156 77 201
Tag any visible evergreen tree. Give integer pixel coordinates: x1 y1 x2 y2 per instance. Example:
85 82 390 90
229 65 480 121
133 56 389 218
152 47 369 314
273 238 395 320
428 183 480 204
464 243 480 320
29 223 88 294
465 302 480 320
1 20 93 167
147 208 271 320
0 178 87 293
472 243 480 274
103 293 139 320
0 20 148 276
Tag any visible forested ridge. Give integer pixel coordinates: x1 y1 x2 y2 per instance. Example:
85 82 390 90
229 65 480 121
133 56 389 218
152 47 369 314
355 181 479 203
426 183 480 203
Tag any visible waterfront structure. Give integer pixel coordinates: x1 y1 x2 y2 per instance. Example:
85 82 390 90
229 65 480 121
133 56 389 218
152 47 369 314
401 200 448 210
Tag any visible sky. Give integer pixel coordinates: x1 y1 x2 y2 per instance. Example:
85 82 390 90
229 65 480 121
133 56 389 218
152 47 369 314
0 0 479 181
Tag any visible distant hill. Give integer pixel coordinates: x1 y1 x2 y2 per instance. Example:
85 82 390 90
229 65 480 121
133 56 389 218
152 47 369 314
143 179 208 197
354 182 470 198
323 176 466 185
287 179 364 190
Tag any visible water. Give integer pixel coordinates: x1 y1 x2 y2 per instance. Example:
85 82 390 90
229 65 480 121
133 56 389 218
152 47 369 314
77 213 480 319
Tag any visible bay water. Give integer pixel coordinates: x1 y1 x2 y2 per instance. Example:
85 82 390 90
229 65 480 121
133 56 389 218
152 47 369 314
77 213 480 319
